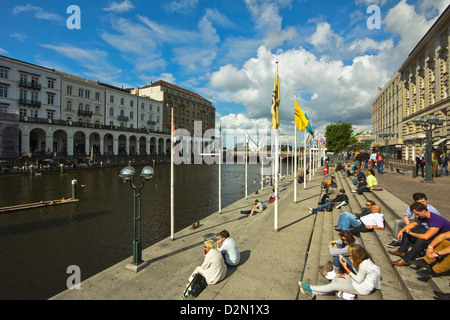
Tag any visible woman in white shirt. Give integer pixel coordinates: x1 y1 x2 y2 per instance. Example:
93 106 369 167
299 245 381 299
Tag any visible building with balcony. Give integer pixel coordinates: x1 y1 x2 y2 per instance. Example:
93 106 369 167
372 6 449 160
0 55 168 162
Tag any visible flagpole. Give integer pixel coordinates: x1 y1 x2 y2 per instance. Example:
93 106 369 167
219 121 222 214
294 95 298 202
274 128 279 232
245 134 248 199
304 131 307 189
170 107 175 240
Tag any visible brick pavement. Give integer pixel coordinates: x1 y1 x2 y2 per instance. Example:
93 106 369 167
374 169 449 221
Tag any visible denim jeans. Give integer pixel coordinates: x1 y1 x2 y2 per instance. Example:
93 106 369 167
399 225 430 262
332 244 354 272
337 212 362 230
313 201 332 213
356 186 370 194
439 164 449 176
377 162 384 174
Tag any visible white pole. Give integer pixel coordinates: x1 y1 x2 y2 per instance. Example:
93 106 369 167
245 134 248 199
274 129 279 231
219 122 222 214
294 123 297 202
170 108 175 240
309 138 312 181
287 142 289 176
304 131 307 189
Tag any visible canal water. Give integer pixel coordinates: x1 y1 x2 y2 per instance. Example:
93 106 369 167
0 162 287 299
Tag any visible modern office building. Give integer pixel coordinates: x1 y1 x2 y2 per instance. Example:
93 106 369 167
372 6 449 160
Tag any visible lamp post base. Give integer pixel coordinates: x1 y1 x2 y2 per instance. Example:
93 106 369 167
126 261 150 273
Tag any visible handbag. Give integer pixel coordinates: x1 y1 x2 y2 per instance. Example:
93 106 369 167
318 261 333 277
373 184 383 191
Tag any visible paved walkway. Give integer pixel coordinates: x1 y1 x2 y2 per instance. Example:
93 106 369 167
51 171 324 301
374 167 449 220
50 166 449 304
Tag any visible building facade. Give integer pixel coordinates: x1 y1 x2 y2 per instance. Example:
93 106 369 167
136 80 215 135
0 55 169 161
372 6 449 160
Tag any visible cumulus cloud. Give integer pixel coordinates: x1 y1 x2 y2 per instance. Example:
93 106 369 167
211 0 447 137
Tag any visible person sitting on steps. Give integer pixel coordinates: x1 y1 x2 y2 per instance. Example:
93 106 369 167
309 189 348 214
390 202 450 267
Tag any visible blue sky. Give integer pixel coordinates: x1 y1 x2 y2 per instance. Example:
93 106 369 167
1 0 449 142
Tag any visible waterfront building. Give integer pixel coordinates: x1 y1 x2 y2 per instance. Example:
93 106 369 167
0 55 168 162
372 6 449 160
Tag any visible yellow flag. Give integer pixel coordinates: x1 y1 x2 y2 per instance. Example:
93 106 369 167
271 69 280 130
294 99 309 131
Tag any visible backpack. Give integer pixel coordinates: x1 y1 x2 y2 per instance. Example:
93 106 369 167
260 201 267 210
190 273 208 297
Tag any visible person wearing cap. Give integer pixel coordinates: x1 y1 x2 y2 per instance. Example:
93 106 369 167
188 240 227 285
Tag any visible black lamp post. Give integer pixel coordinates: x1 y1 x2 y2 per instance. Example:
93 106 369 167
412 116 444 182
119 165 154 271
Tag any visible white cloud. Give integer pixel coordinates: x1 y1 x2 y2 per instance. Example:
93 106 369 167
12 4 64 22
103 0 135 13
212 0 449 138
102 12 221 77
10 32 27 42
220 113 271 131
245 0 298 50
40 44 123 85
165 0 199 14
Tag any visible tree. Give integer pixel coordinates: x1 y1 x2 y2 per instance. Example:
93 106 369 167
325 123 357 152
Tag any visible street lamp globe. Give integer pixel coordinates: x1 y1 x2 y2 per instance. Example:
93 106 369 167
119 166 135 181
140 166 154 181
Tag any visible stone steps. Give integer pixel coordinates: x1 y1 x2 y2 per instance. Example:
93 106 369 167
299 166 448 300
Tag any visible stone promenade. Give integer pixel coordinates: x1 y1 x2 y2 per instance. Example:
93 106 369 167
50 164 449 303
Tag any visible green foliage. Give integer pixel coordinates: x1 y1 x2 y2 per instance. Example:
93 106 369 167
325 123 357 152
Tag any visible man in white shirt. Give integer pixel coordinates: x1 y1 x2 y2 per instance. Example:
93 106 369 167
336 205 384 233
217 230 240 266
189 240 227 285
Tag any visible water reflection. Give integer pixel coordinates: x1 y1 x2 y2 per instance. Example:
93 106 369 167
0 162 286 299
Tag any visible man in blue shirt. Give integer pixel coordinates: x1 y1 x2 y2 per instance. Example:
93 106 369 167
216 230 240 267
